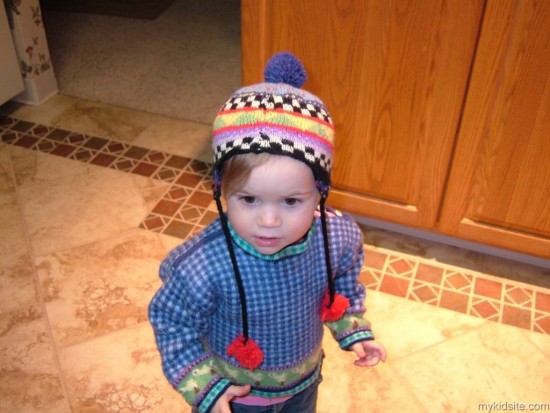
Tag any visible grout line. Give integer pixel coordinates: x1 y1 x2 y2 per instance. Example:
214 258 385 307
3 133 75 413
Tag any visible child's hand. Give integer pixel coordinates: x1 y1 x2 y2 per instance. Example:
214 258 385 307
350 340 387 367
210 384 251 413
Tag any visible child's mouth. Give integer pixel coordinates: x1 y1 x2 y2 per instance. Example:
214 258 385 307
255 237 281 248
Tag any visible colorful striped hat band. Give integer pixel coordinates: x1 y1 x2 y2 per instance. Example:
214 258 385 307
211 52 345 371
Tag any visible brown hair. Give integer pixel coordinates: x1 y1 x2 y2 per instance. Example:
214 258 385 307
221 153 274 197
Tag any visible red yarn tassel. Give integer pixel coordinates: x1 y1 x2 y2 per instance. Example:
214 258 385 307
320 292 350 322
227 334 264 371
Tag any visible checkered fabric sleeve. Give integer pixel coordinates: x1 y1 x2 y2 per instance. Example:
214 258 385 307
325 213 375 348
149 225 231 413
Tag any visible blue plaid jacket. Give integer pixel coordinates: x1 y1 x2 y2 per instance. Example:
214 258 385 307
149 212 374 412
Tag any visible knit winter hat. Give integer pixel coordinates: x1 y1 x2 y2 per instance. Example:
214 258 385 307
212 51 334 196
211 52 348 371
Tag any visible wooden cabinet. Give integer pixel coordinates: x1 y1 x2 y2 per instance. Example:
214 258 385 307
439 0 550 258
241 0 550 259
242 0 484 228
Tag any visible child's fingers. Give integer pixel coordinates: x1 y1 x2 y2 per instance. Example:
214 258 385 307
379 347 388 362
227 384 251 399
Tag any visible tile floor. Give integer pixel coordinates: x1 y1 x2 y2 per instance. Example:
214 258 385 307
1 94 549 413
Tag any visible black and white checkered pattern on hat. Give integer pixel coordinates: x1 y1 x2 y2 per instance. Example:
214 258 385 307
221 93 332 124
214 134 332 183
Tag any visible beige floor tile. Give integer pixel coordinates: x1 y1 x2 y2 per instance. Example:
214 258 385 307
0 304 67 413
9 144 95 187
391 322 550 412
14 151 150 256
0 223 38 315
159 232 187 251
0 145 20 226
58 322 188 413
1 96 167 145
133 115 213 162
0 94 79 126
320 330 426 413
523 328 550 358
45 99 162 144
318 290 490 412
364 291 486 358
36 229 167 348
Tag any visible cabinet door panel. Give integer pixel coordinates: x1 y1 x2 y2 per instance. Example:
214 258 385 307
439 0 550 257
242 0 483 228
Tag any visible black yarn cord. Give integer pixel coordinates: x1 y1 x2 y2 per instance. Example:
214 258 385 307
319 195 335 306
214 193 250 342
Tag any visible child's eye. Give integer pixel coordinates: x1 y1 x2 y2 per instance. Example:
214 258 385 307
241 196 256 204
283 198 300 206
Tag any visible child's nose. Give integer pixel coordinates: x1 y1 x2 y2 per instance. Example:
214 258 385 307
258 206 281 227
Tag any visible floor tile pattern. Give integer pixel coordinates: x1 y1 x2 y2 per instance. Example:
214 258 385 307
1 98 549 413
1 114 549 335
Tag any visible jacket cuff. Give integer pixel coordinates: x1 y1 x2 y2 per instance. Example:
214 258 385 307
338 330 374 350
325 313 374 349
176 358 231 412
196 378 232 413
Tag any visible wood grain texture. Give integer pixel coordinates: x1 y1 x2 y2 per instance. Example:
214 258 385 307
241 0 484 228
440 0 550 257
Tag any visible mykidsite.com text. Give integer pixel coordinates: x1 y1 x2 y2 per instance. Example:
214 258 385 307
478 402 550 412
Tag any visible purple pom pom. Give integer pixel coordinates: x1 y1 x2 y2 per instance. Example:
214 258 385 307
264 51 307 87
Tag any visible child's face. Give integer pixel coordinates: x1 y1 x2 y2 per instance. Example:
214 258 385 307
226 155 320 255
